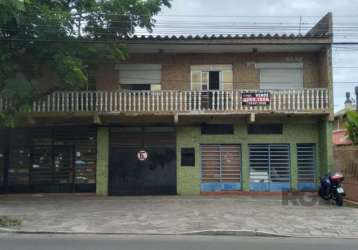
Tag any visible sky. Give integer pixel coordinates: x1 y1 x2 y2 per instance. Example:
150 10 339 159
144 0 358 112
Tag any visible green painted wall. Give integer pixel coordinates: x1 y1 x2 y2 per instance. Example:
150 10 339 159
319 120 334 176
176 118 321 195
96 127 109 196
176 127 201 195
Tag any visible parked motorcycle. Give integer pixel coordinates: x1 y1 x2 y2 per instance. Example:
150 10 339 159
319 172 345 206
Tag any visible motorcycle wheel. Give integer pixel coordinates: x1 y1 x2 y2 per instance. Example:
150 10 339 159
319 188 332 200
335 194 344 206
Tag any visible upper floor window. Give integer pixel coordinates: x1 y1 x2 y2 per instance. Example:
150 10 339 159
116 64 162 91
256 63 303 89
191 65 233 91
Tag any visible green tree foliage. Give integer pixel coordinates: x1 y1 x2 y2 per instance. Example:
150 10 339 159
0 0 171 127
345 110 358 144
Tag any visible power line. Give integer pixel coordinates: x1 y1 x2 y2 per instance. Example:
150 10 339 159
12 9 358 18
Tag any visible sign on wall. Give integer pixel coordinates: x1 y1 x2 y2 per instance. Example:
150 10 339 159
137 150 148 161
242 92 270 106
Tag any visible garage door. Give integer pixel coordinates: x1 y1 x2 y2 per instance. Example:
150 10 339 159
200 144 241 192
249 144 290 191
109 127 176 195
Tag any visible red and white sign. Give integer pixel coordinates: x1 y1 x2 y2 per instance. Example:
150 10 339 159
137 150 148 161
242 92 270 106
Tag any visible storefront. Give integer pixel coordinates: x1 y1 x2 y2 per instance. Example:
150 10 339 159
0 127 97 193
176 119 326 195
0 118 331 195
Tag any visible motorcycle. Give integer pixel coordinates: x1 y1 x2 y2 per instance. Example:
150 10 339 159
319 172 345 206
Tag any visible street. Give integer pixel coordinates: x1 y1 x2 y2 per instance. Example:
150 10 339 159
0 234 357 250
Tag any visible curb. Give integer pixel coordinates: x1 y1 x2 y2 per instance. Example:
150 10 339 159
1 228 358 239
0 229 289 238
345 199 358 208
182 230 290 237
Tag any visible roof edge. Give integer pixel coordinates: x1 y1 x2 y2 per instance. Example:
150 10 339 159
306 12 333 41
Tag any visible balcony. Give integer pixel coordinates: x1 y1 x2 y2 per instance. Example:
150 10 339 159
0 88 330 115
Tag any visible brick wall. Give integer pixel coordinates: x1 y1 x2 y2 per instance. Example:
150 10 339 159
334 145 358 202
95 52 323 90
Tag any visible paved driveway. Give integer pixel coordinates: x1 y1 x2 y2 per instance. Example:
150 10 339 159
0 194 358 238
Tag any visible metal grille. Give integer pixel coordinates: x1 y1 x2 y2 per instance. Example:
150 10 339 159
297 144 316 183
201 144 241 183
54 147 74 184
249 144 290 183
6 127 96 189
31 146 53 184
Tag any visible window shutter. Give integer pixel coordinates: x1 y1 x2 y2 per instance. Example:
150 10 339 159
257 63 303 89
117 64 161 85
191 71 202 90
222 70 233 90
201 72 209 90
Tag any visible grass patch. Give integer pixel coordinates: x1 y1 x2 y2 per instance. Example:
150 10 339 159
0 216 22 228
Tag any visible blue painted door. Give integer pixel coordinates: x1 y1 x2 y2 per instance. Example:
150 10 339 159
201 144 241 192
249 144 290 192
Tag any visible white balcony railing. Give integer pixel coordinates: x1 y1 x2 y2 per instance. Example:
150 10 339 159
0 88 329 114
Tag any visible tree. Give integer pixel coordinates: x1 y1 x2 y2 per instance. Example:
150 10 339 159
345 110 358 144
0 0 171 127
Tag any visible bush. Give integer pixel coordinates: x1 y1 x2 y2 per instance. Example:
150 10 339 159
346 111 358 144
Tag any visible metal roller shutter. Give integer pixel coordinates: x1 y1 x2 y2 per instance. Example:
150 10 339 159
249 144 290 191
117 64 162 85
297 144 316 191
257 63 303 89
201 144 241 192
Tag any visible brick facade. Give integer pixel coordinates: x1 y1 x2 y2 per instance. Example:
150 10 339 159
95 52 327 91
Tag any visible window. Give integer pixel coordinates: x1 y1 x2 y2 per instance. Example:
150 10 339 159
201 144 241 184
256 63 303 89
249 144 290 191
297 143 316 190
116 64 162 90
181 148 195 167
201 124 234 135
248 124 283 135
190 65 233 91
121 84 151 91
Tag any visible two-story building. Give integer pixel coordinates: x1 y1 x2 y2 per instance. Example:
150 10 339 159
0 13 334 195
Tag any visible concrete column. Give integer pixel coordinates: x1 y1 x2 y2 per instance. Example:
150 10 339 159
241 143 250 191
319 120 334 176
96 127 109 196
290 143 298 191
176 126 201 195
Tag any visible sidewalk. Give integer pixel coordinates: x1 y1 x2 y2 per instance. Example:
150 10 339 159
0 194 358 238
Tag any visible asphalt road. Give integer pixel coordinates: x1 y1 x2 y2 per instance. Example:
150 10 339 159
0 234 357 250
